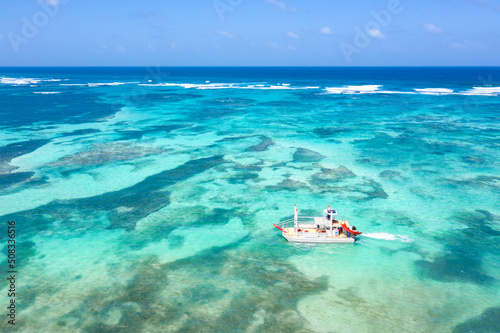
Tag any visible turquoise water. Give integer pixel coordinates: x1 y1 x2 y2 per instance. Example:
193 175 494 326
0 67 499 332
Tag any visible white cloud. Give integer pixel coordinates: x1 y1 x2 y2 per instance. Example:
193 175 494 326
287 31 299 38
0 34 4 40
37 0 60 6
267 42 280 49
423 23 443 34
216 31 234 38
447 39 486 50
133 10 163 19
368 28 385 40
265 0 296 12
320 27 334 35
475 0 491 7
115 45 126 53
287 45 296 51
171 43 176 48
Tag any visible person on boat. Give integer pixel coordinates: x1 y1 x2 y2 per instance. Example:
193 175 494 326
324 206 335 221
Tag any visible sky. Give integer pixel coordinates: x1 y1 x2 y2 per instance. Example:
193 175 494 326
0 0 500 66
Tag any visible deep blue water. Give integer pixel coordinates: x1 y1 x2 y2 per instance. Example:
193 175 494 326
0 67 499 332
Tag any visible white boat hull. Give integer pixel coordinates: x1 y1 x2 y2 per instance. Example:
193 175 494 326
283 234 356 243
274 205 361 244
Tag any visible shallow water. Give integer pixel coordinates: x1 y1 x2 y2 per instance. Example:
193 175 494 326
0 67 499 332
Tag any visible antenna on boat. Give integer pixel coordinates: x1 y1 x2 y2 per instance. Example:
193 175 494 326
294 204 298 231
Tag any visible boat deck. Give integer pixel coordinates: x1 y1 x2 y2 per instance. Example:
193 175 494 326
283 227 349 238
273 207 359 243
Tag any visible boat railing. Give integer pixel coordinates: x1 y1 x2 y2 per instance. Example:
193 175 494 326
274 216 351 230
274 218 294 228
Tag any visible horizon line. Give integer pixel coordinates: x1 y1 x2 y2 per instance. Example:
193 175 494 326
1 65 500 69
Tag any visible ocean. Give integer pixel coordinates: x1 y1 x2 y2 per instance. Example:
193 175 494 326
0 67 499 332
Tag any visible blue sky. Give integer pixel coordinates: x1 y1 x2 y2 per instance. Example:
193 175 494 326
1 0 499 66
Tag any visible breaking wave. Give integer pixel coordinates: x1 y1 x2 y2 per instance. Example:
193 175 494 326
363 232 414 243
138 82 320 90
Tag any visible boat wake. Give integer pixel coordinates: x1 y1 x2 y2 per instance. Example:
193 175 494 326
363 232 413 243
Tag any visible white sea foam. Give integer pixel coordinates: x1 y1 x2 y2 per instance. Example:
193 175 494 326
33 91 61 94
414 87 500 96
60 82 139 87
325 85 382 94
0 77 42 85
324 85 500 96
460 87 500 96
0 77 63 85
138 82 320 90
88 82 139 87
414 88 455 95
379 90 417 94
363 232 413 243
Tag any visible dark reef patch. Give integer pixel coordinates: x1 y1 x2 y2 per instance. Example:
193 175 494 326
81 155 226 230
181 283 229 305
51 142 170 166
0 139 51 173
452 307 500 333
440 175 500 190
364 209 416 228
115 130 145 140
1 240 36 270
266 178 308 192
0 156 227 237
356 158 384 167
265 165 388 200
217 135 255 143
149 124 192 133
353 133 469 167
127 93 203 105
415 210 499 285
116 123 193 140
311 166 356 184
190 207 235 227
258 100 302 107
200 97 255 107
379 170 402 179
62 257 170 333
461 155 486 165
228 170 259 184
0 172 36 191
167 233 185 249
355 179 389 200
1 91 123 127
313 127 353 137
166 242 327 332
7 213 328 332
292 148 325 163
245 136 275 152
195 107 238 119
210 246 328 332
60 129 101 137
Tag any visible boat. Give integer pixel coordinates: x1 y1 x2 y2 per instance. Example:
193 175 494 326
273 205 361 243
